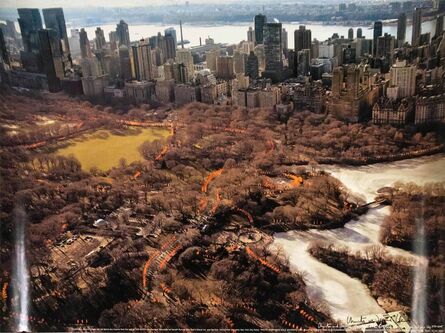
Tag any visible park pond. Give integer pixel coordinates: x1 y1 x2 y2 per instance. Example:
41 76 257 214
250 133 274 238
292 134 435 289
273 154 445 323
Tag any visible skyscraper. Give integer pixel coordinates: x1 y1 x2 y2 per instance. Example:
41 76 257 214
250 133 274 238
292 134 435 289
119 45 132 80
348 28 354 40
164 27 177 48
131 39 153 81
342 45 356 64
296 49 310 76
233 50 246 75
376 33 395 60
18 8 43 72
95 27 106 50
68 29 81 57
109 31 118 51
254 44 266 72
294 25 312 53
38 29 64 92
116 20 130 47
205 50 218 72
254 14 267 45
397 13 406 47
6 20 18 39
412 7 422 47
263 22 283 82
247 27 255 43
42 7 71 70
79 28 91 58
18 8 43 52
373 21 383 55
435 15 444 38
281 28 288 55
176 48 194 81
216 55 235 80
155 33 167 64
0 28 10 67
246 51 259 79
165 34 176 60
389 60 416 99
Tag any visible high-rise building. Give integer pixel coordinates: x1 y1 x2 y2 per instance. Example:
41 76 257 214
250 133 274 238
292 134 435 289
18 8 43 72
254 44 266 72
328 64 373 121
109 31 118 51
80 56 100 77
282 28 288 55
165 34 176 60
435 15 444 38
148 35 158 49
357 28 363 38
342 45 356 64
294 25 312 53
433 0 445 11
0 28 10 67
130 39 153 81
42 7 71 70
216 55 234 80
296 49 310 76
173 63 189 83
397 13 406 47
356 38 373 58
205 49 218 72
373 21 383 55
263 22 283 82
233 50 246 75
246 51 259 79
176 48 194 81
412 7 422 47
95 27 106 50
389 59 416 99
155 33 167 64
348 28 354 40
103 53 120 80
119 45 132 80
376 33 395 60
5 20 18 39
79 28 91 58
164 61 188 83
38 29 64 92
18 8 43 52
164 27 177 48
68 29 81 57
254 14 267 45
116 20 130 47
247 27 255 43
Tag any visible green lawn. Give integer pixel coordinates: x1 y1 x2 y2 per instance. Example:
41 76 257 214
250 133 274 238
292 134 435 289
57 127 169 171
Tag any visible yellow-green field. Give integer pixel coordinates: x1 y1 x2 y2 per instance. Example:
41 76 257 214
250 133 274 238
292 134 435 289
57 127 169 171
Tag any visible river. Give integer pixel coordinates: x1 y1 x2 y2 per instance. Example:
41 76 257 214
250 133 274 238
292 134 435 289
77 20 439 49
273 154 445 323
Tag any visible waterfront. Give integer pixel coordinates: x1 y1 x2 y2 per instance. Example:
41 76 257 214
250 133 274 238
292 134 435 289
78 20 438 49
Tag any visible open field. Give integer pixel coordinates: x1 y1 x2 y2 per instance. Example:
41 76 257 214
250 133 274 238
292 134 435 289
57 127 169 171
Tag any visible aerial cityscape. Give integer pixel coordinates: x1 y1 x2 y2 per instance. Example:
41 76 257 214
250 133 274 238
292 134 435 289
0 0 444 332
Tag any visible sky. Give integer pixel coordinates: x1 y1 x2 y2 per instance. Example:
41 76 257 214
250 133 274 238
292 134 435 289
0 0 241 8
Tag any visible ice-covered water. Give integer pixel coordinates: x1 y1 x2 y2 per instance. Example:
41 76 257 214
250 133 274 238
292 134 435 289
273 154 445 322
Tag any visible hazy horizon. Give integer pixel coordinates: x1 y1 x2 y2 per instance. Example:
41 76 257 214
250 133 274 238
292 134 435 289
0 0 341 9
1 0 269 9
